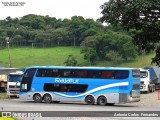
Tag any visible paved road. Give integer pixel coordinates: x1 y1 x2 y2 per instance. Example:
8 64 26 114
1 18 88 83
0 91 160 120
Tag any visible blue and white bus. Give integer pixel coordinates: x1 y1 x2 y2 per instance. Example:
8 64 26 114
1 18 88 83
19 66 140 105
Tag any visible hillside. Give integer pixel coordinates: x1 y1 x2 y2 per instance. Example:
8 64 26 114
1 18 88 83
0 47 156 68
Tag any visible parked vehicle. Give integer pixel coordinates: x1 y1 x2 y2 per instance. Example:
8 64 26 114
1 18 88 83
7 71 24 97
0 74 7 92
140 68 155 93
140 67 160 93
0 68 20 92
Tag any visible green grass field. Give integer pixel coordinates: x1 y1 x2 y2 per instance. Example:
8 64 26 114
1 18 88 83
0 92 10 99
0 46 156 68
0 47 85 68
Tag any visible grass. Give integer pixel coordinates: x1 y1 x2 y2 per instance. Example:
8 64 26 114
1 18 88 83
0 117 17 120
0 46 156 68
0 93 10 99
119 53 156 68
0 46 85 68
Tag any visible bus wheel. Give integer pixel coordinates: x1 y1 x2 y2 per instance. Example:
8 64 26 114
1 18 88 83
33 93 42 103
85 95 95 105
44 94 52 103
97 96 107 106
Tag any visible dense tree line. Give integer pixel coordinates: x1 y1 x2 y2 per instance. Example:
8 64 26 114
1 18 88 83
0 14 138 65
100 0 160 66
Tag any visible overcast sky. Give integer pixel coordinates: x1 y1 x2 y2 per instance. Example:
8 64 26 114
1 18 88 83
0 0 108 20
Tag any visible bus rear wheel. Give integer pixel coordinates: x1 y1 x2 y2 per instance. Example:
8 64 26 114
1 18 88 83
85 95 95 105
97 96 107 106
44 94 52 103
33 93 42 103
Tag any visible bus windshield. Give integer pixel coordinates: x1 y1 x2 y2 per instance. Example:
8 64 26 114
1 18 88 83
8 75 23 82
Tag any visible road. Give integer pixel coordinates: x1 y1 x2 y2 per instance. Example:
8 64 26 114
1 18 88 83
0 91 160 120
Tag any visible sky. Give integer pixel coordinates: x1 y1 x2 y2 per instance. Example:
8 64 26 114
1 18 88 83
0 0 108 20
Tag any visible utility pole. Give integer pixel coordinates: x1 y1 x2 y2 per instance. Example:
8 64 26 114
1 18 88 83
6 37 12 68
5 28 18 68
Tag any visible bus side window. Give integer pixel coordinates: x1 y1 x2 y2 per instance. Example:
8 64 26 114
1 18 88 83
74 71 79 78
46 69 55 77
57 71 62 77
60 84 67 92
36 69 45 77
82 71 88 78
92 71 100 78
49 70 55 77
114 70 129 79
64 71 71 78
101 71 113 79
67 86 72 92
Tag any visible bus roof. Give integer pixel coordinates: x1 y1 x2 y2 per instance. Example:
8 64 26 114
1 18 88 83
25 66 137 71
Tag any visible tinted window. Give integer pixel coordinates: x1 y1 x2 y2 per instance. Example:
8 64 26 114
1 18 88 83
36 69 56 77
114 70 129 79
36 68 129 79
140 71 148 78
8 75 23 82
24 68 36 78
20 68 36 92
44 83 88 93
101 71 114 78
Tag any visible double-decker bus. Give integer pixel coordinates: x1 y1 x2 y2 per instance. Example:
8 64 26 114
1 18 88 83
19 66 140 105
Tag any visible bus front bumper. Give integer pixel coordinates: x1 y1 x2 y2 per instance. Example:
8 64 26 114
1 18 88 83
128 96 140 103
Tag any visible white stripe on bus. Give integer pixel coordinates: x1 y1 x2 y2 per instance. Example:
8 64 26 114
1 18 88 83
54 82 129 98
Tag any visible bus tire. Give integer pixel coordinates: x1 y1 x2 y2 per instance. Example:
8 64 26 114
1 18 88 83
85 95 95 105
97 96 107 106
44 94 52 103
33 93 42 103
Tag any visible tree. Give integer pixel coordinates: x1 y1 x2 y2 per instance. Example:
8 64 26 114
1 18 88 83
100 0 160 66
84 48 97 65
52 28 69 46
64 55 77 66
109 31 138 61
80 36 98 65
106 50 122 66
96 34 109 60
20 14 45 29
69 16 86 46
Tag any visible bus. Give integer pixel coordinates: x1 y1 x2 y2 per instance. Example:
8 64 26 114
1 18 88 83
19 66 140 105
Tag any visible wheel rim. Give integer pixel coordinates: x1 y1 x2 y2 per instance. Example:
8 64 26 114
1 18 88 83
36 96 40 101
86 96 94 105
34 94 42 103
98 96 107 105
44 94 52 103
100 98 105 103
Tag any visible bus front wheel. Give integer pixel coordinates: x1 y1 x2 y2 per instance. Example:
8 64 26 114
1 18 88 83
44 94 52 103
97 96 107 106
33 93 42 103
85 95 95 105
